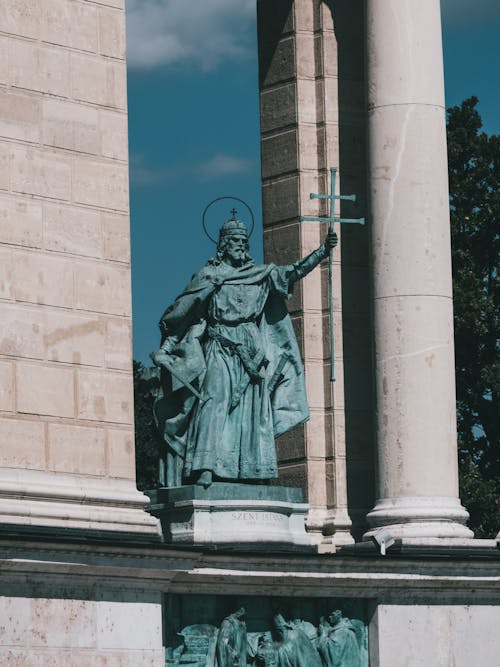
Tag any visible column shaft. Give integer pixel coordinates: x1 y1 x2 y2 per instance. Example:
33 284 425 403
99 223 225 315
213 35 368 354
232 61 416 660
365 0 471 538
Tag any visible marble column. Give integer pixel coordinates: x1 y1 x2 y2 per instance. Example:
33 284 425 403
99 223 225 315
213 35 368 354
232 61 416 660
364 0 472 539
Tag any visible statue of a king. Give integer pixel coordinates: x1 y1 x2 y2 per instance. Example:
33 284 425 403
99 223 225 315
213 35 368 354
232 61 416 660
151 214 337 488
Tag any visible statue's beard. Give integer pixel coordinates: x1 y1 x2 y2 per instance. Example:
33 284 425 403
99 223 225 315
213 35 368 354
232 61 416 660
225 250 246 267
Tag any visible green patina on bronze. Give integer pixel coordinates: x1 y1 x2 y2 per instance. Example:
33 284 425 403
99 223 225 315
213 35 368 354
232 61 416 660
165 594 368 666
151 211 337 488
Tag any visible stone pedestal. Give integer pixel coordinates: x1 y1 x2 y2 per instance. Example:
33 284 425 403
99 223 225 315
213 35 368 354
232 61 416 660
147 484 312 548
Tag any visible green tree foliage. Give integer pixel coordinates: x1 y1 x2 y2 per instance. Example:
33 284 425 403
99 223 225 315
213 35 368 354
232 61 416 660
447 97 500 537
133 360 160 491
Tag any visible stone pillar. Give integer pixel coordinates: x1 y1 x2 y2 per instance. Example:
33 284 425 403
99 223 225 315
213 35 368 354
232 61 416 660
0 0 159 537
258 0 349 545
257 0 373 544
365 0 471 539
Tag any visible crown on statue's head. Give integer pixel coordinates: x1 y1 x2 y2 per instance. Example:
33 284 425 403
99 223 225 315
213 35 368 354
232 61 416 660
218 209 249 242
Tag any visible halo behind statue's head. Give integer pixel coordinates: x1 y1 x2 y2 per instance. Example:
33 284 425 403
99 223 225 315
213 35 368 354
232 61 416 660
202 196 254 244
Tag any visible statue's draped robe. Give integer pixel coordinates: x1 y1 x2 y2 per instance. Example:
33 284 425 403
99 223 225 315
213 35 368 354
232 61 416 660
317 618 361 667
275 626 323 667
154 260 309 481
215 615 247 667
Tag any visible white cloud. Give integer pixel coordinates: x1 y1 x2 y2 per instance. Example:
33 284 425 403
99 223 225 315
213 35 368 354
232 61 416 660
130 153 254 187
196 154 254 181
125 0 255 70
441 0 500 25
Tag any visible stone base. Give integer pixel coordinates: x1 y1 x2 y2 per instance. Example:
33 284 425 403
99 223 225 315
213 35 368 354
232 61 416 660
146 484 312 548
0 580 164 666
307 507 355 546
0 469 161 538
364 495 473 540
2 536 500 665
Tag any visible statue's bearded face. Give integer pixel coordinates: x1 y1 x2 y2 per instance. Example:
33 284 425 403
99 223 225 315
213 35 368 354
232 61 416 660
223 234 248 266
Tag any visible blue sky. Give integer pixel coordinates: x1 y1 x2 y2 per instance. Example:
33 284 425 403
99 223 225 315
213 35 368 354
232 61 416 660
126 0 500 364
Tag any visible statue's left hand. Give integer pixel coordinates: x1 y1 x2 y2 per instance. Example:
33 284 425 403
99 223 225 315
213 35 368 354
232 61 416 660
160 336 178 354
324 231 338 251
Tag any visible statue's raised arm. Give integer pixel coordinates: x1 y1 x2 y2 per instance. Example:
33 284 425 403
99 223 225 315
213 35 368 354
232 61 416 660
287 230 337 284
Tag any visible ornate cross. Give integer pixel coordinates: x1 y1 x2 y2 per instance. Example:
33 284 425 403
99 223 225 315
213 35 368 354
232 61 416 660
300 167 365 382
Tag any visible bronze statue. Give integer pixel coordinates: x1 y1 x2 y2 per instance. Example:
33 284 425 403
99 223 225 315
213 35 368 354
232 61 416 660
215 607 248 667
152 212 337 487
317 610 361 667
270 613 323 667
169 606 367 667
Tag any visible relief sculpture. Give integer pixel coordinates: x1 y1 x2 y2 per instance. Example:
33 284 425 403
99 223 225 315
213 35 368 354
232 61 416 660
167 607 367 667
317 611 362 666
216 607 248 667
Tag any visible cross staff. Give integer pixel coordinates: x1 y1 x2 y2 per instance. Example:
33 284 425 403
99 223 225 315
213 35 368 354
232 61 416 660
299 167 365 382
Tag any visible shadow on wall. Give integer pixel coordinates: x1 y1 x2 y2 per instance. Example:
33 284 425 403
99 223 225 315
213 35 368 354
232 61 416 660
257 0 294 87
257 0 376 538
326 0 376 540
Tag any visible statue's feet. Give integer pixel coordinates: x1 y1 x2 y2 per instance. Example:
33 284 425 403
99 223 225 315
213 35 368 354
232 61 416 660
196 470 213 488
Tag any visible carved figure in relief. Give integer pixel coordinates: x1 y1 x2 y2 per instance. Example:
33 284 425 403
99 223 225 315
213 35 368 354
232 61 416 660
269 613 323 667
215 607 248 667
152 212 337 488
317 610 361 667
254 634 278 666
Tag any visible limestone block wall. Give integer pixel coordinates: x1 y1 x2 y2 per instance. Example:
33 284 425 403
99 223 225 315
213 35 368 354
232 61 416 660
0 580 164 666
0 0 158 534
373 604 500 666
257 0 374 543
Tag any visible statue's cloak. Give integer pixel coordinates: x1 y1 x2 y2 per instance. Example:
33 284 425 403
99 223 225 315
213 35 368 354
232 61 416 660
317 618 361 666
215 615 247 667
153 260 309 474
276 627 323 667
